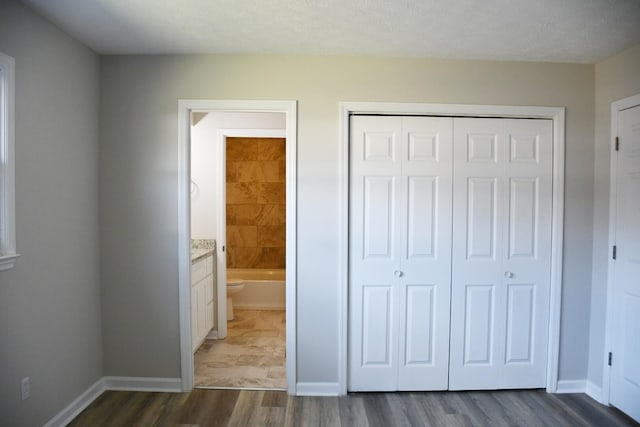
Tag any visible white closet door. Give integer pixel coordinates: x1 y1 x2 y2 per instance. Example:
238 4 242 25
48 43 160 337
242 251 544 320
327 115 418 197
349 116 453 391
610 104 640 422
397 117 453 390
449 118 552 390
349 116 403 391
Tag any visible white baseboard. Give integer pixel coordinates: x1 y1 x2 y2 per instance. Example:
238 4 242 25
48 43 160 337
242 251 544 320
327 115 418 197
296 382 341 396
103 376 183 392
45 376 183 426
43 378 106 427
586 381 607 404
555 379 587 394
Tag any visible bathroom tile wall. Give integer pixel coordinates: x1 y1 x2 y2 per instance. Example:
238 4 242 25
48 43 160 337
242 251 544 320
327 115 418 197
226 137 286 269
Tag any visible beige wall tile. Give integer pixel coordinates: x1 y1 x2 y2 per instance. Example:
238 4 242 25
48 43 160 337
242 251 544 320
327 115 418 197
256 138 286 161
227 138 259 161
227 204 261 225
258 225 286 248
255 205 284 225
227 225 258 247
227 138 287 268
227 182 258 204
260 161 280 182
257 183 285 204
227 247 260 269
229 161 280 183
278 160 286 183
254 248 286 269
226 161 239 183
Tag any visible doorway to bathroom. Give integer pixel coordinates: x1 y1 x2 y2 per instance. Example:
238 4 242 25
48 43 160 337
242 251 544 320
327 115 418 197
178 100 297 394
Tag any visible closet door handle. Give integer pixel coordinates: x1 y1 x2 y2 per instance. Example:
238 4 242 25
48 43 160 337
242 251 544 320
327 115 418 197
504 271 514 278
394 270 403 277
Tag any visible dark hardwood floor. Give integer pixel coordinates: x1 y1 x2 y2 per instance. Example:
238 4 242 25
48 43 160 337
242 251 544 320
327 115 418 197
68 388 638 426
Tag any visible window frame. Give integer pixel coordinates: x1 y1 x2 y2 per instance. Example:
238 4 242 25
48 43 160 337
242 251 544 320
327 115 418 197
0 52 18 271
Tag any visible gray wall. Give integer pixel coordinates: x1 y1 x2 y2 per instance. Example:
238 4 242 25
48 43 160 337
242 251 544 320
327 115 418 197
0 1 102 425
589 44 640 389
100 55 595 383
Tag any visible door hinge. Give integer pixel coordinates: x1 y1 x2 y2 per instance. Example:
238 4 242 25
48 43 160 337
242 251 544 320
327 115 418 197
615 137 619 151
613 245 617 260
608 352 612 366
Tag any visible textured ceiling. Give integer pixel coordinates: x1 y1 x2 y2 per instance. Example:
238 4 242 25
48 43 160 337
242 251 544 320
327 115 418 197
21 0 640 63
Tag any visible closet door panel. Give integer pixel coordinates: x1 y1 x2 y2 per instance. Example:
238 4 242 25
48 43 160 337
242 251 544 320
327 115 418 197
350 116 453 391
398 117 453 390
463 284 495 365
361 285 393 366
363 176 395 258
406 176 437 258
508 178 538 258
450 118 504 389
450 118 552 390
505 283 535 364
403 285 435 365
349 116 402 391
501 119 552 387
467 177 498 259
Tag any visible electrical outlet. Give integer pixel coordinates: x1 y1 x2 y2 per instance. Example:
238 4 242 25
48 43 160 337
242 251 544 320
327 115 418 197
20 377 30 400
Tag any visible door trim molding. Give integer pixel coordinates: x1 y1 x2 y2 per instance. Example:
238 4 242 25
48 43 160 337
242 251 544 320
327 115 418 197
178 100 297 394
602 92 640 405
338 102 565 395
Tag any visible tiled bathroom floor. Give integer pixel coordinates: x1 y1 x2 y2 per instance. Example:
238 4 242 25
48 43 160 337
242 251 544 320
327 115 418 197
194 310 286 389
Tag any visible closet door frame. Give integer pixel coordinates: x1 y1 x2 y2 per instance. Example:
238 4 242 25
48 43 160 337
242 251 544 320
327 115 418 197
338 102 565 395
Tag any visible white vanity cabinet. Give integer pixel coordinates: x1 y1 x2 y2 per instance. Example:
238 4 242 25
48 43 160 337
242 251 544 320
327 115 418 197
191 254 215 352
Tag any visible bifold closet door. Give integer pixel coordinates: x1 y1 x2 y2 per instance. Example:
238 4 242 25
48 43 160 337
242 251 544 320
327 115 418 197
348 115 453 391
449 118 553 390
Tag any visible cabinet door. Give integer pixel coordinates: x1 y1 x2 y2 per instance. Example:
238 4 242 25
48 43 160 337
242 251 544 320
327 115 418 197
191 285 199 352
449 118 552 390
206 301 214 333
205 273 214 332
196 280 207 343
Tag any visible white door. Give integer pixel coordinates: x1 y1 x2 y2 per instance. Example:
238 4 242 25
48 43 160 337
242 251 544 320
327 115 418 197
610 104 640 422
349 115 453 391
449 118 552 390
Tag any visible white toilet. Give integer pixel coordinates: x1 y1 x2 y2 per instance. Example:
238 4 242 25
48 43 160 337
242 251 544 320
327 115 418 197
226 279 245 321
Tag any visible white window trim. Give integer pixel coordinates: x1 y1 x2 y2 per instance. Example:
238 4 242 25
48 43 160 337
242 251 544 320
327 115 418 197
0 52 18 271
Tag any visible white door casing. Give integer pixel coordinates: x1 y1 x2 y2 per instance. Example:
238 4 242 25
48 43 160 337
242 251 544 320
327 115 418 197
340 103 565 396
177 100 297 394
348 116 453 391
609 103 640 422
449 118 552 390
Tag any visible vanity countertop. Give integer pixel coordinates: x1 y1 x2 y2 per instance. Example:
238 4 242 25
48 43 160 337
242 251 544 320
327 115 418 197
191 239 216 264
